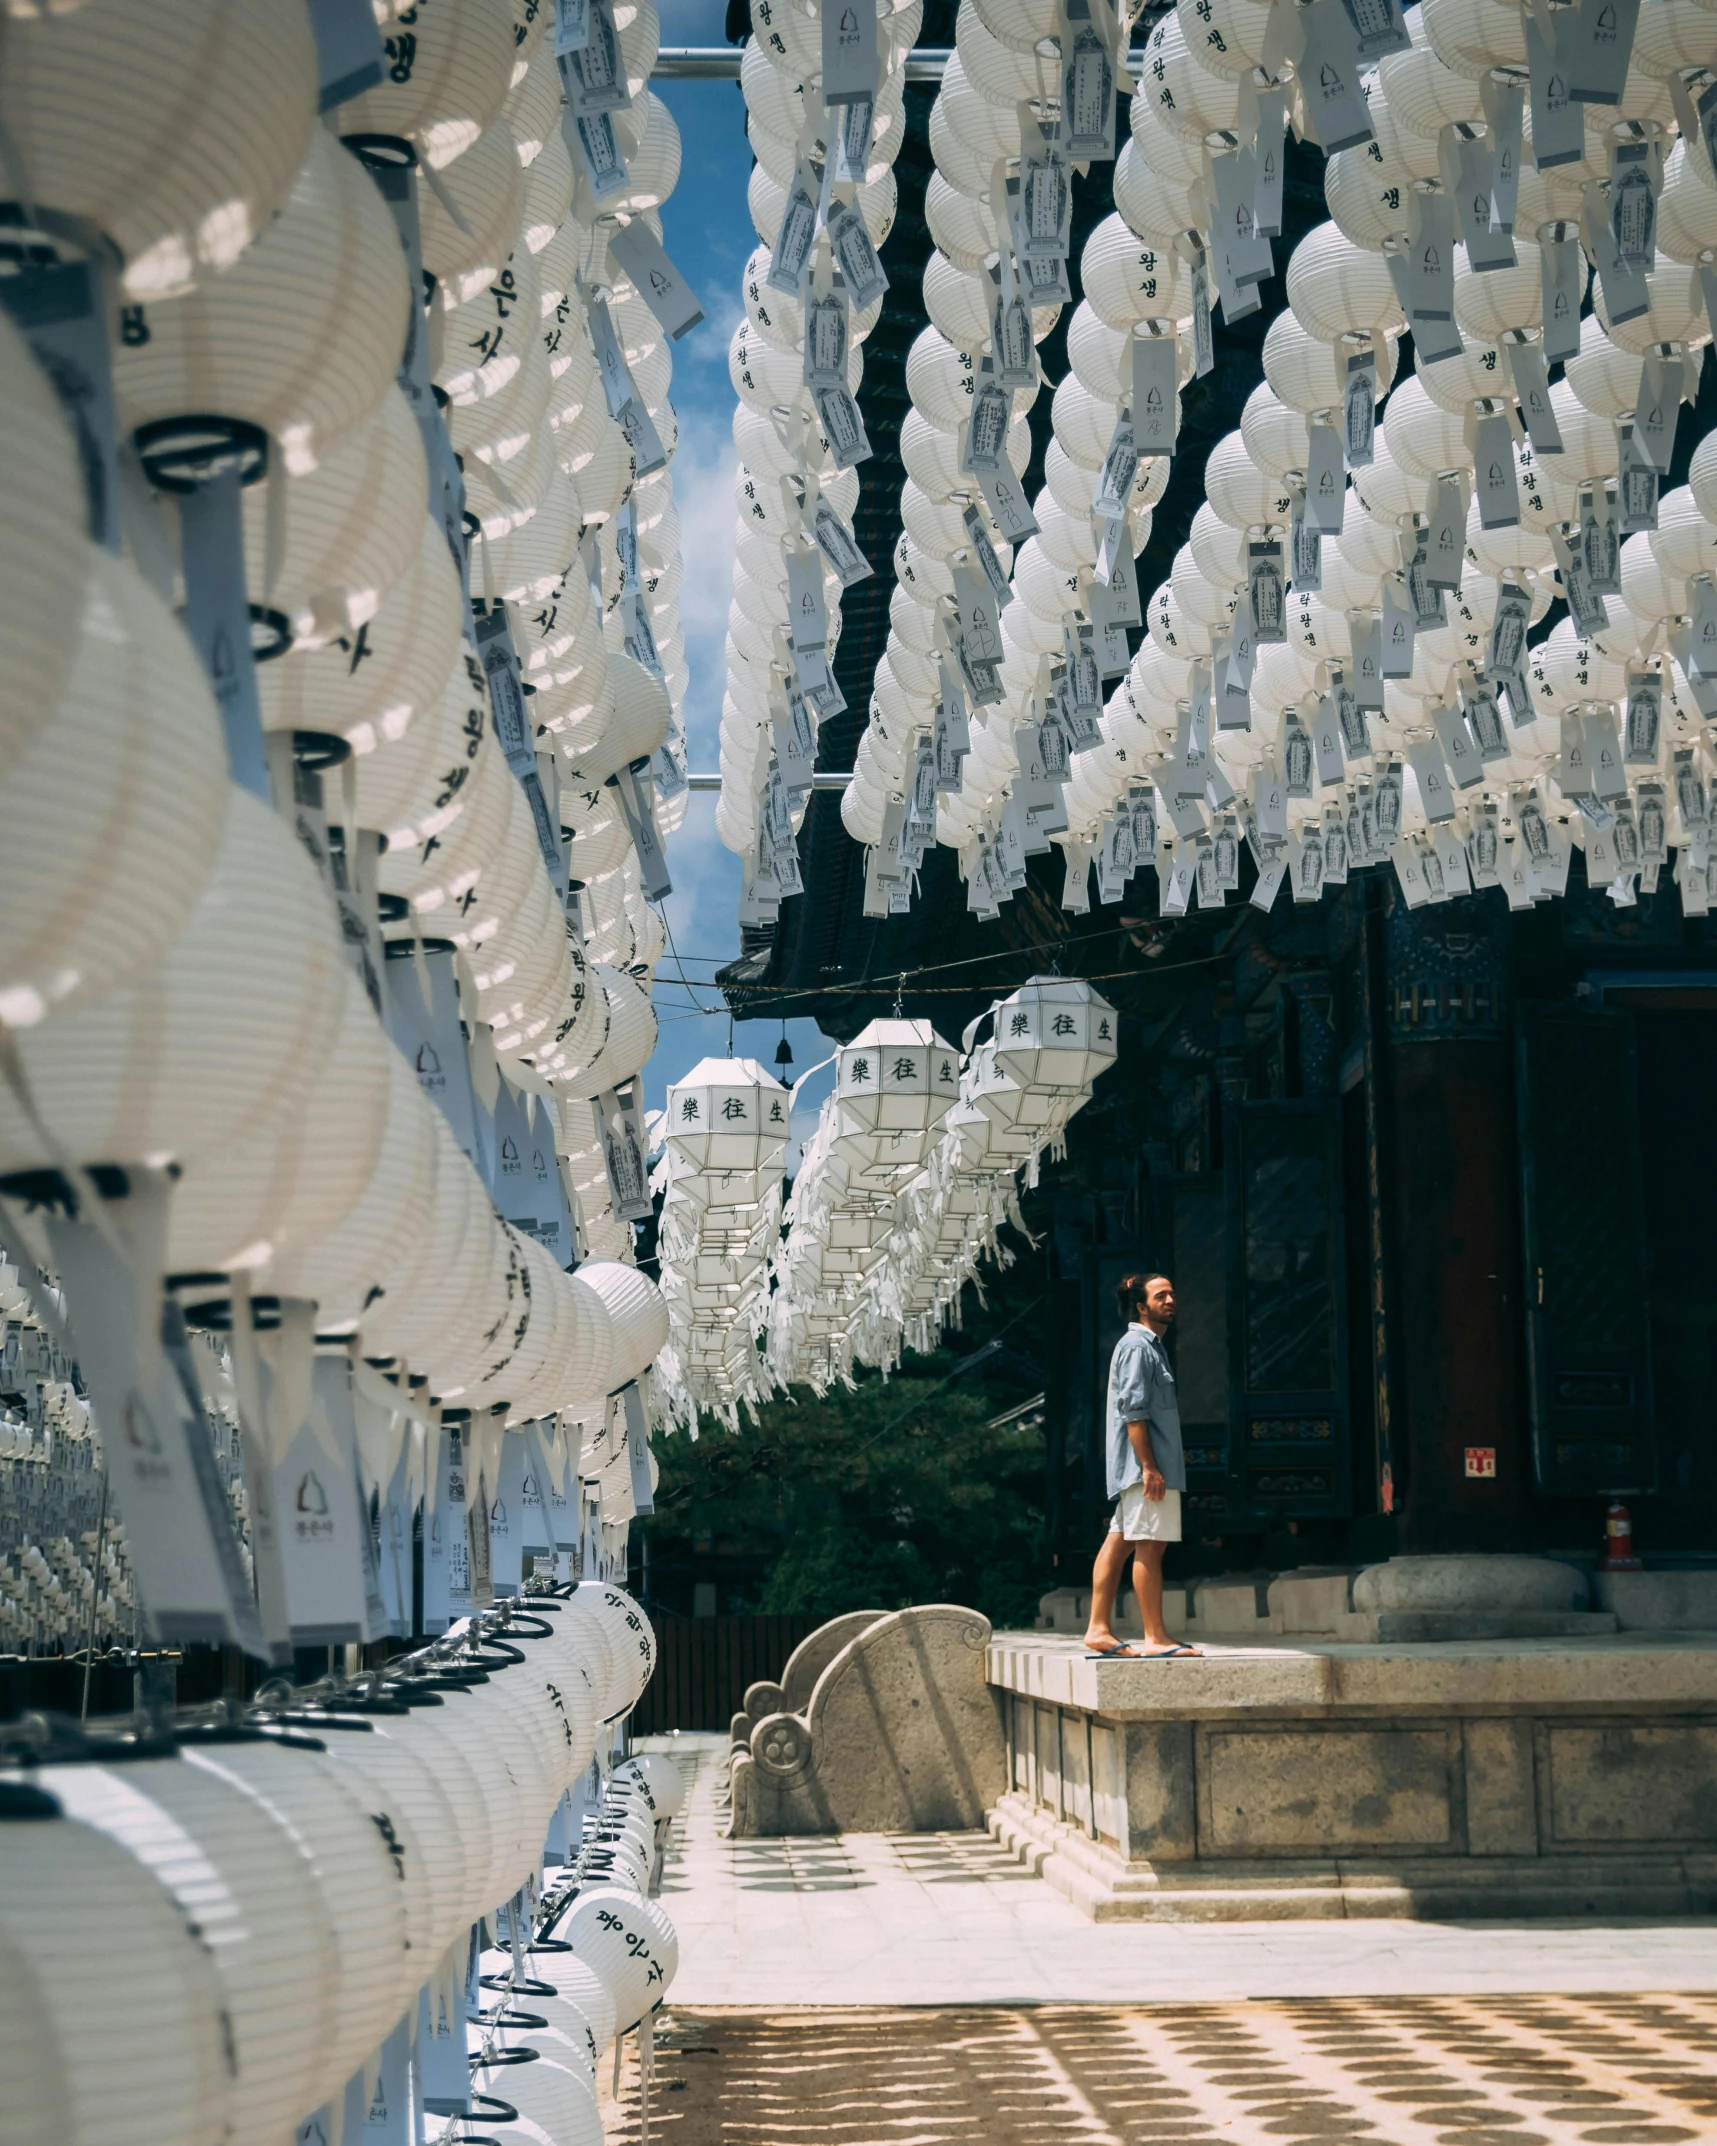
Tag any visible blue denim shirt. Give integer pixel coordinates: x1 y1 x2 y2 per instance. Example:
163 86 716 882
1106 1323 1186 1498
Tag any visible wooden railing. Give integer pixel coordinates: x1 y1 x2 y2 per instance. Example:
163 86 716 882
632 1612 824 1734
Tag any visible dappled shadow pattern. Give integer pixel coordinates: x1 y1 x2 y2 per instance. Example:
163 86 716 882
601 1994 1717 2146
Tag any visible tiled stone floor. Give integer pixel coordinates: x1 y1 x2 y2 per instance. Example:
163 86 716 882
608 1996 1717 2146
594 1736 1717 2145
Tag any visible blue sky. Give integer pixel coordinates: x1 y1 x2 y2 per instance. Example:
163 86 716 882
648 24 837 1128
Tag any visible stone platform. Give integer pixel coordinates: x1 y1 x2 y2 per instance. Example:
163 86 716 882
987 1632 1717 1922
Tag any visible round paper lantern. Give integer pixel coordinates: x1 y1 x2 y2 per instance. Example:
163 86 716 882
183 1738 411 2092
562 1886 678 2034
0 1797 233 2146
1081 215 1192 327
1263 307 1397 413
1657 138 1717 265
335 0 517 168
575 1262 669 1386
0 544 226 1031
1453 239 1543 343
1376 39 1484 138
1286 222 1406 342
0 0 316 299
1415 338 1507 414
166 966 392 1275
489 475 586 604
611 92 683 213
557 963 658 1098
419 120 525 303
925 174 999 271
475 2050 603 2146
0 786 346 1174
1548 381 1620 485
37 1755 340 2146
274 1044 437 1330
1383 376 1471 480
379 1690 498 1929
114 126 409 476
0 310 88 781
535 1952 620 2054
1239 384 1311 481
382 1692 517 1916
973 0 1061 53
574 1579 658 1716
257 515 464 754
1205 432 1294 530
612 1751 685 1822
1137 11 1243 138
923 250 1000 350
1114 136 1202 245
1593 252 1705 355
1653 486 1717 585
564 652 671 786
240 388 429 646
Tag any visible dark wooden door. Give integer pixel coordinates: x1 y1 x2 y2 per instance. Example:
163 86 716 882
1516 1004 1657 1496
1226 1100 1352 1520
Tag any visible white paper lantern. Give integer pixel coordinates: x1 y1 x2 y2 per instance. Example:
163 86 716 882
0 310 88 781
475 2049 603 2146
419 120 525 302
534 1952 619 2054
166 967 392 1276
0 544 226 1030
0 0 316 299
612 1751 685 1821
1286 223 1406 343
0 786 346 1174
562 1886 678 2035
334 0 517 169
183 1739 410 2095
835 1019 962 1132
114 126 409 475
0 1800 234 2146
37 1756 340 2146
575 1261 669 1386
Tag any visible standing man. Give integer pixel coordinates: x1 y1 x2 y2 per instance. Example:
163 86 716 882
1083 1271 1199 1659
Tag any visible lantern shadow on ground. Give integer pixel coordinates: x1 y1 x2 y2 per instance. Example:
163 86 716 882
601 1995 1717 2146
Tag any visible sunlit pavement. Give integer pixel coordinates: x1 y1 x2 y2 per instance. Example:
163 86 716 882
596 1734 1717 2145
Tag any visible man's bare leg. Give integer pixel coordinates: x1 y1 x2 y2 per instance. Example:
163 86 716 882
1082 1527 1136 1651
1131 1540 1199 1651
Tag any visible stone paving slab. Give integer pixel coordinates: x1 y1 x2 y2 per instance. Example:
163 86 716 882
604 1997 1717 2146
638 1736 1717 2008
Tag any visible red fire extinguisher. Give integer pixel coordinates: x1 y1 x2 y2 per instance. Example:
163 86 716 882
1601 1502 1642 1571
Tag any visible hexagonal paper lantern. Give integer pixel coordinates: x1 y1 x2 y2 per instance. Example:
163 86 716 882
834 1019 961 1132
665 1056 791 1170
991 977 1119 1092
967 1042 1069 1135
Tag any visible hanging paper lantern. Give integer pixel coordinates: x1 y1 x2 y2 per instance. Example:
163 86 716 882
181 1738 411 2096
0 543 226 1030
0 0 317 298
0 1798 235 2146
0 311 88 780
0 786 347 1175
562 1887 678 2036
114 126 410 475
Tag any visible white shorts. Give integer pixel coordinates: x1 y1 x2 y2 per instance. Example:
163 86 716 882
1109 1483 1182 1542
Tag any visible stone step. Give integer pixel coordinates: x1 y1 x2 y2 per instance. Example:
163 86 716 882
990 1793 1717 1923
1373 1609 1620 1641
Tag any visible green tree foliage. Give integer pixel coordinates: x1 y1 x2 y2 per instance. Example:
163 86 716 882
641 1347 1051 1630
